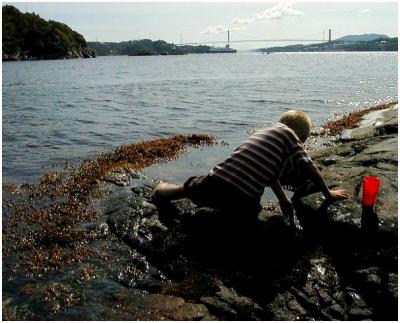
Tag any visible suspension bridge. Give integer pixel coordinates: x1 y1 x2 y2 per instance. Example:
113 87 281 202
177 29 338 47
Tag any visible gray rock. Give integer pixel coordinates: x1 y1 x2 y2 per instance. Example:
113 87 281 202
83 222 110 237
200 296 237 318
333 291 348 304
301 129 397 231
265 291 302 320
317 287 333 306
287 298 307 316
140 294 215 320
349 307 374 320
340 107 398 141
101 167 141 186
348 290 367 308
388 273 398 299
354 267 383 289
296 290 319 311
215 284 266 320
328 303 346 320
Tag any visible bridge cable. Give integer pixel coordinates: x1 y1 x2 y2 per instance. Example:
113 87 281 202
229 29 266 40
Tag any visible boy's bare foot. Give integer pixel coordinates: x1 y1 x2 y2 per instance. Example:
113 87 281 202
151 182 185 205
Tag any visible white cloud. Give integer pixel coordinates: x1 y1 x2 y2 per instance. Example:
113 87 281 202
200 25 244 35
232 17 253 25
230 2 304 26
202 2 304 35
253 2 304 21
200 25 228 35
358 8 372 17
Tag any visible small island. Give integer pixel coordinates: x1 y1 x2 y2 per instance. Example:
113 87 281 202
87 40 212 56
2 5 95 61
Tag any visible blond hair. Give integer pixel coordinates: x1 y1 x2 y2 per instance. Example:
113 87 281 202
279 110 312 142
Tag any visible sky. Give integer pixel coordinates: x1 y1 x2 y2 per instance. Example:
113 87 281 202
4 1 398 50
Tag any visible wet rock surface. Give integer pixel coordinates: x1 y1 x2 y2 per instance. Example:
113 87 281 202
305 107 397 229
3 108 398 320
294 106 398 320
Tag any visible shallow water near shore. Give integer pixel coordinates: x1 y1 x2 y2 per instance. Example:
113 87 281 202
3 52 398 186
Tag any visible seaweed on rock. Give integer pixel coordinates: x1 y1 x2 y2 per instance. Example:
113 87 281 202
3 134 216 276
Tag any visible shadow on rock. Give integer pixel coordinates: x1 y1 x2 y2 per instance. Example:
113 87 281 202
156 203 311 308
293 199 398 320
102 181 397 320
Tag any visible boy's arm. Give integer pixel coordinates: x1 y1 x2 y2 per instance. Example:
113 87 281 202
301 162 350 201
271 180 294 218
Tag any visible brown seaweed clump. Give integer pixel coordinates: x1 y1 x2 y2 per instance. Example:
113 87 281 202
322 101 397 136
3 134 217 276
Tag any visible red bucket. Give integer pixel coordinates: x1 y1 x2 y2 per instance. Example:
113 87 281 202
362 176 381 207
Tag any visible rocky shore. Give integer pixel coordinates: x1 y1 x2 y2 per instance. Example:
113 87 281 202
2 47 96 62
2 46 95 61
2 103 398 320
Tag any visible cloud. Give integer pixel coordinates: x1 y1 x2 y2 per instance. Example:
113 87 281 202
202 2 304 35
358 8 372 16
230 2 304 26
200 25 229 35
232 17 252 25
200 25 244 35
253 2 304 21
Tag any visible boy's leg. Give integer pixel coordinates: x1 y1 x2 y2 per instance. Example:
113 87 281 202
152 175 211 206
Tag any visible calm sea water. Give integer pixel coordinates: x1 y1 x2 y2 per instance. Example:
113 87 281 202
2 52 398 185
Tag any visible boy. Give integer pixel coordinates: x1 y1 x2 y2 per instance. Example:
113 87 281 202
152 110 350 221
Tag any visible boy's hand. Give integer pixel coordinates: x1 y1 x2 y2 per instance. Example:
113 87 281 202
302 163 351 203
271 181 294 218
327 189 350 201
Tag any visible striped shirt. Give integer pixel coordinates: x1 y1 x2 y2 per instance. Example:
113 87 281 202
210 123 312 199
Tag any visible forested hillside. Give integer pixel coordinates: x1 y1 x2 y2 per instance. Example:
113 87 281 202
2 5 95 60
88 40 211 56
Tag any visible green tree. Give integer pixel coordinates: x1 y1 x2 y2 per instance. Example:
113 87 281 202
2 5 94 60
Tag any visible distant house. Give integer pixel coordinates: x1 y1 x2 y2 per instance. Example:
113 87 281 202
331 42 344 49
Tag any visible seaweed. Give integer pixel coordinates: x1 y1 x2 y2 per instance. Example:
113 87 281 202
322 101 397 135
3 134 216 276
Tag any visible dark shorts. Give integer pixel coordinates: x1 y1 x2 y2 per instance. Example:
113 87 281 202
183 175 262 218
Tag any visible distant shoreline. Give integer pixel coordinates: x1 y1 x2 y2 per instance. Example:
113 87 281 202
3 50 397 62
257 36 398 53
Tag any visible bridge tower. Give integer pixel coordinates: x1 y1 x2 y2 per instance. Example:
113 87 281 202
329 29 332 42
